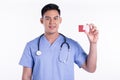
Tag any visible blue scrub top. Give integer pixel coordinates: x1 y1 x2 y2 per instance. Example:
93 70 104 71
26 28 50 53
19 34 87 80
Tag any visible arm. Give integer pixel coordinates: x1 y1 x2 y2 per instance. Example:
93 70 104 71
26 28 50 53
82 23 99 73
22 67 32 80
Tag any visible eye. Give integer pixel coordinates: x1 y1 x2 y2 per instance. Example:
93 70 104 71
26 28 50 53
45 17 50 20
54 16 59 20
44 16 51 20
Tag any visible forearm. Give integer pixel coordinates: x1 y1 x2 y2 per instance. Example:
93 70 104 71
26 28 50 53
22 74 31 80
86 43 97 72
22 67 32 80
22 76 31 80
82 23 98 72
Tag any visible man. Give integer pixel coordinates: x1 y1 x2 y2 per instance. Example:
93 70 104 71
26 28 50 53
19 3 99 80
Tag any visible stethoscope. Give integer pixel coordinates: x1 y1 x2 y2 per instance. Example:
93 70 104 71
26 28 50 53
36 33 70 63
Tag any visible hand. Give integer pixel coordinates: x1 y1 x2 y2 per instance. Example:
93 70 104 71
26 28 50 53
85 23 99 44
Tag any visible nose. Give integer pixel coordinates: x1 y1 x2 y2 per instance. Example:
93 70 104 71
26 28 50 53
49 18 55 24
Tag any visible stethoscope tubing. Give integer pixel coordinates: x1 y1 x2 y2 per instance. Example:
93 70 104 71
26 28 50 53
38 33 70 51
36 33 70 63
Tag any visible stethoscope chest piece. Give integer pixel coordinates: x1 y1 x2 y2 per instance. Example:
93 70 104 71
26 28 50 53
36 50 42 56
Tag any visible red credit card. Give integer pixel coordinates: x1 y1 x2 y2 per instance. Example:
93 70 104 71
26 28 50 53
78 25 85 32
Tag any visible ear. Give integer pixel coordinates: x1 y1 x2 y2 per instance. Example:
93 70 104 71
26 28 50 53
40 18 43 24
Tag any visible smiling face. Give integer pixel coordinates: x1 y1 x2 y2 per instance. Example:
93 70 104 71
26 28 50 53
40 10 62 34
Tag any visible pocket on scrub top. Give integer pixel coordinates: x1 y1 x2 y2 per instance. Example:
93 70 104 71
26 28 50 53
59 47 69 63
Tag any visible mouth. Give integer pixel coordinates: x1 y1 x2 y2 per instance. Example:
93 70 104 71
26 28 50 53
49 26 56 29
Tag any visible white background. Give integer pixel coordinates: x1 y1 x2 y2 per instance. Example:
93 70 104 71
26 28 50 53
0 0 120 80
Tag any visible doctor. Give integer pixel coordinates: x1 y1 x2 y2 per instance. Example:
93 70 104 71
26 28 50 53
19 3 99 80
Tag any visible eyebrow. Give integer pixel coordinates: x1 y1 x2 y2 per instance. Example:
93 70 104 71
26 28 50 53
44 16 60 18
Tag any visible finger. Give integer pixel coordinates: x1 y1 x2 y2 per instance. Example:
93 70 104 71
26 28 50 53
87 23 97 32
91 26 97 33
93 30 99 35
92 27 97 33
95 33 99 39
89 23 95 28
84 29 89 35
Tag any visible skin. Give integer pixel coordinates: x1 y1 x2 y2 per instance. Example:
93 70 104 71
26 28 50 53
22 10 99 80
40 10 62 44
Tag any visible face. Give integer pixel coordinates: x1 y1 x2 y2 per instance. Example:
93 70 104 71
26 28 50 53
40 10 62 34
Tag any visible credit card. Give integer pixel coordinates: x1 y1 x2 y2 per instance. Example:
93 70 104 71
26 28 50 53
78 24 89 32
78 25 85 32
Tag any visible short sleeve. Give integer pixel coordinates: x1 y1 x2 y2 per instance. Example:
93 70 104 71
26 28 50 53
74 42 87 68
19 43 34 68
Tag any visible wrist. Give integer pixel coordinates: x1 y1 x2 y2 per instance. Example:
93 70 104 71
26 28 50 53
90 42 97 46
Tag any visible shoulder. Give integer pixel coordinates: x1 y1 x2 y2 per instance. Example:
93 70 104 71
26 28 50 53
66 37 80 47
26 36 40 47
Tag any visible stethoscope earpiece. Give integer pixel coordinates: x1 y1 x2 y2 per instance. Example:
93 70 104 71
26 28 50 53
36 50 42 56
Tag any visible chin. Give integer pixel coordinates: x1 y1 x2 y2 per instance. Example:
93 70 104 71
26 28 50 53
46 32 56 34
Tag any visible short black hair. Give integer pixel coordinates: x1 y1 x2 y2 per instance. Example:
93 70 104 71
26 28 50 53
41 3 61 17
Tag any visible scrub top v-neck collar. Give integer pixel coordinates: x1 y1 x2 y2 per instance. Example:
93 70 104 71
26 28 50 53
42 34 63 49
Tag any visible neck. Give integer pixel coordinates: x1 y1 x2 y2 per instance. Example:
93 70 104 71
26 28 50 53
44 32 59 44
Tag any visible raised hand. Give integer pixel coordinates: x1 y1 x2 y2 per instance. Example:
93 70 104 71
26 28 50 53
85 23 99 44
